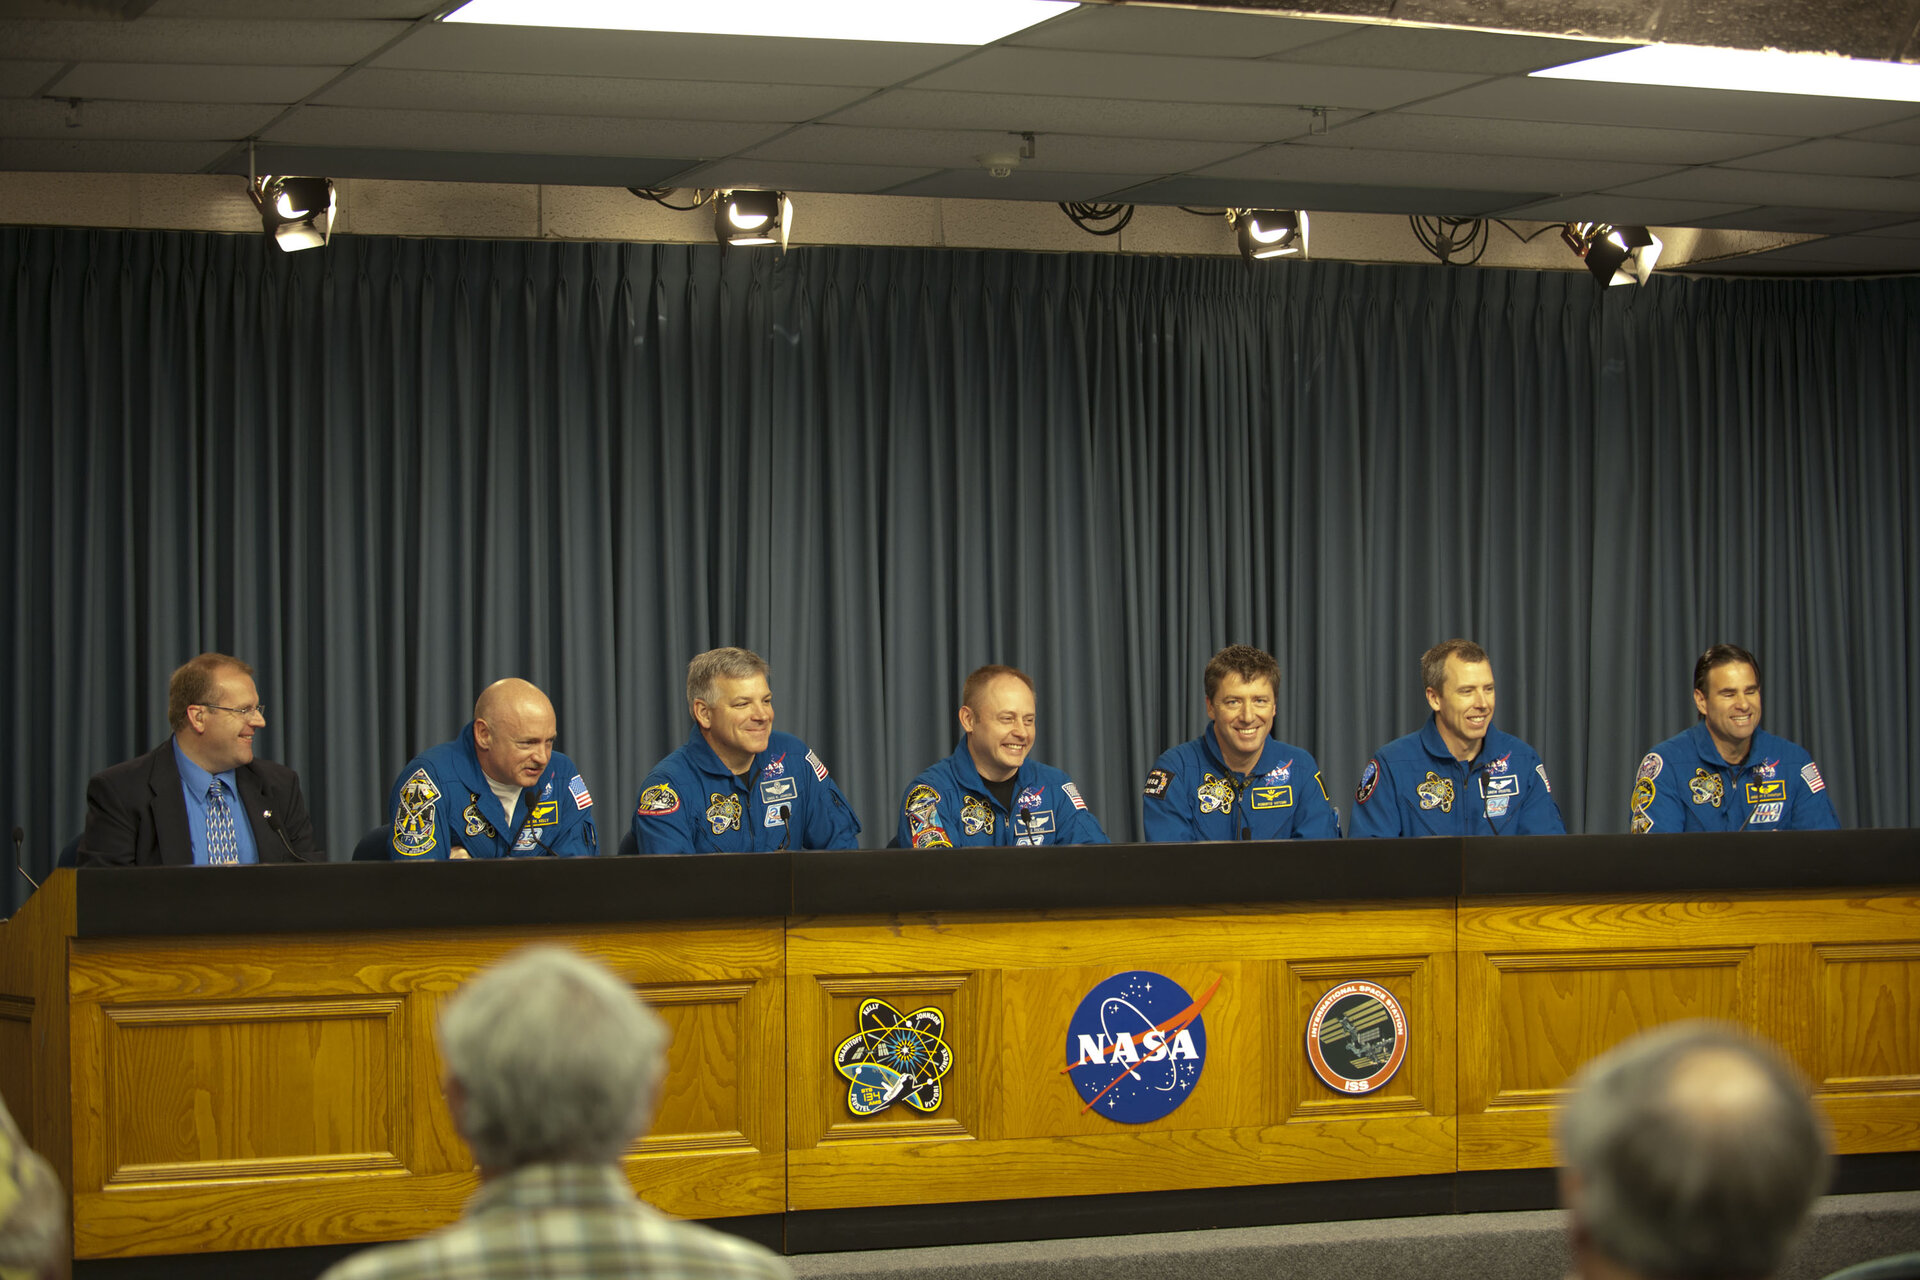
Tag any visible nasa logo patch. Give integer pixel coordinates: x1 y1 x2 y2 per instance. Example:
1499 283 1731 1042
833 998 954 1116
1306 980 1408 1095
1062 971 1217 1124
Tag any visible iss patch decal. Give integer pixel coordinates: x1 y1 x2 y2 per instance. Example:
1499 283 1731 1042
1061 971 1219 1123
1306 980 1408 1094
833 999 953 1116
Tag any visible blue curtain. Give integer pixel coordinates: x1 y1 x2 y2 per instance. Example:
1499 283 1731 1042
3 228 1914 899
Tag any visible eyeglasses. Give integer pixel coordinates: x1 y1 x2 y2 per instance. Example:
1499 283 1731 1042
199 703 265 719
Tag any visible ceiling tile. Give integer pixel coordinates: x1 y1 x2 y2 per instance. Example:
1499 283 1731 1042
262 105 784 158
1717 138 1920 178
315 68 871 122
46 62 340 103
1841 115 1920 146
1607 169 1920 213
144 0 429 15
0 137 231 170
1009 6 1367 58
822 90 1357 143
1856 219 1920 238
886 167 1157 203
745 124 1251 175
1196 142 1674 193
912 47 1486 110
249 143 694 187
1498 194 1753 224
1302 112 1795 165
1683 206 1919 234
372 24 964 87
1405 76 1917 137
0 60 63 97
1122 174 1542 217
1277 25 1621 74
670 157 941 195
0 17 402 64
0 97 281 139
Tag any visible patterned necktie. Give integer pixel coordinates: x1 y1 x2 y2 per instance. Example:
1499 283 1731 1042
205 781 239 866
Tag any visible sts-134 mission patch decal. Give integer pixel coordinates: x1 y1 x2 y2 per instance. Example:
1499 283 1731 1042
1305 980 1408 1094
833 999 953 1116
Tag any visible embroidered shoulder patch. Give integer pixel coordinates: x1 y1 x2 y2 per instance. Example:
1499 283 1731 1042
638 783 680 816
1143 768 1171 798
1355 759 1381 805
1063 782 1087 811
1636 753 1662 783
392 768 441 857
1801 761 1825 793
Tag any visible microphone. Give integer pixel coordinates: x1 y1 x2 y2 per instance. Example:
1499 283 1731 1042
1228 777 1251 841
1019 805 1034 845
263 810 314 864
12 827 37 892
776 804 792 852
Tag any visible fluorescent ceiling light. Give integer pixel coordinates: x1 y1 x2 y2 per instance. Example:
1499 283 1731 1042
442 0 1079 44
1531 43 1920 103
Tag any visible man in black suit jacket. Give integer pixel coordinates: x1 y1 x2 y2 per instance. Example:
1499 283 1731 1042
79 653 319 867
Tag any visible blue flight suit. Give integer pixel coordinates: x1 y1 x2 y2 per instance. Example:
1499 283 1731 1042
1350 714 1565 838
1142 725 1341 841
388 722 598 859
1630 723 1839 833
897 741 1109 849
632 728 861 854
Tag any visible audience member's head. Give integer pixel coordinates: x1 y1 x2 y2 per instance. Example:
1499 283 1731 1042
1557 1021 1830 1280
439 946 670 1174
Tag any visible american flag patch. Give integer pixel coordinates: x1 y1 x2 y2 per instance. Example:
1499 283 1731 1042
807 750 829 781
1535 763 1552 793
1063 782 1087 811
569 775 593 809
1801 762 1824 793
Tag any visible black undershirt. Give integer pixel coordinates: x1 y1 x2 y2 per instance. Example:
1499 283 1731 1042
984 773 1018 815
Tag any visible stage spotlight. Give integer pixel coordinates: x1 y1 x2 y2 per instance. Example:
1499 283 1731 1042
1231 209 1308 264
250 175 336 252
715 189 791 250
1562 221 1662 286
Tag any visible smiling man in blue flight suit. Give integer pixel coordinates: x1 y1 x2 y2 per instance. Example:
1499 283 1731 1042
896 664 1109 849
1143 644 1340 841
389 677 598 860
631 647 860 854
1350 638 1565 838
1630 644 1839 834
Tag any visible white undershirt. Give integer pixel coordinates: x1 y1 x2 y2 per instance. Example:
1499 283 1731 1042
487 776 522 827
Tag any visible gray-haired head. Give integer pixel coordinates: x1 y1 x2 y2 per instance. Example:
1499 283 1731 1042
1557 1021 1829 1280
687 647 770 719
439 946 670 1171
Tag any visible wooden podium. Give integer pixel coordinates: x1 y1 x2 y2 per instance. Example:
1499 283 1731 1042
0 832 1914 1264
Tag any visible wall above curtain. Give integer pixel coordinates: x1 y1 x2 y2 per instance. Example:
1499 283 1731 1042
3 227 1914 900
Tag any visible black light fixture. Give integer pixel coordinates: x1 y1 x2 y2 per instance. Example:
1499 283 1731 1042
249 175 336 252
714 189 791 250
1230 209 1308 264
1562 221 1661 286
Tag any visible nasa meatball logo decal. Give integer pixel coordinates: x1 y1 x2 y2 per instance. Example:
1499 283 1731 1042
1062 971 1219 1123
1306 980 1407 1094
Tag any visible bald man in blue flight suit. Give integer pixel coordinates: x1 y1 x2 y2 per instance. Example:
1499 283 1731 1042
388 677 598 859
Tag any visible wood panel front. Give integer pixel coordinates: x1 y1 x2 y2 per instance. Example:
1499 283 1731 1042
67 920 783 1260
787 902 1457 1210
1457 890 1920 1170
